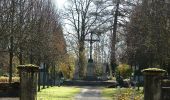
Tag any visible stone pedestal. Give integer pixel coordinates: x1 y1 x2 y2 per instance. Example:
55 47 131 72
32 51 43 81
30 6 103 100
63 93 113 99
142 68 166 100
18 64 39 100
86 59 96 80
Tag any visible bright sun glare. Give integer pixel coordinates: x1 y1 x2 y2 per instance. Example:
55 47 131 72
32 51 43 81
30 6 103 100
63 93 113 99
54 0 66 9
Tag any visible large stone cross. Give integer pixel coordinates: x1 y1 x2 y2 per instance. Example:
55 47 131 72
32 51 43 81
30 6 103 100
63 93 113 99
85 32 100 62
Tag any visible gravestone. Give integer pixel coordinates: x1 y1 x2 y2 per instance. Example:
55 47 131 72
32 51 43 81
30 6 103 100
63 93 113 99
73 60 79 80
39 62 44 84
101 63 108 80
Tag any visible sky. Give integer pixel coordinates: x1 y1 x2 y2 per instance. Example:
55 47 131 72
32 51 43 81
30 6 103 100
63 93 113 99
54 0 66 9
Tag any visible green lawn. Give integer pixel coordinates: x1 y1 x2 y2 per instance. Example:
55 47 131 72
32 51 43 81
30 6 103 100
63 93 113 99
101 88 117 100
37 86 81 100
101 87 144 100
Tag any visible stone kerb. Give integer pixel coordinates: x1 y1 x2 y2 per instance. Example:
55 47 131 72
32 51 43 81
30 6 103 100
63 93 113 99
17 64 39 100
142 68 166 100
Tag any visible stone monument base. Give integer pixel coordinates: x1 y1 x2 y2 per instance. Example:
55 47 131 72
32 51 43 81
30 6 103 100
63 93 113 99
86 59 97 81
85 76 98 81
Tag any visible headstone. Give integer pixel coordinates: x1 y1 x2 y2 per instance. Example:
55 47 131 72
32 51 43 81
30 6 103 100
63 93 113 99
73 60 79 80
39 62 44 84
101 63 108 80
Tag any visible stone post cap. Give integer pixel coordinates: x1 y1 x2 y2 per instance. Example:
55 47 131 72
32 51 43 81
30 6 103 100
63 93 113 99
17 64 39 72
142 68 166 75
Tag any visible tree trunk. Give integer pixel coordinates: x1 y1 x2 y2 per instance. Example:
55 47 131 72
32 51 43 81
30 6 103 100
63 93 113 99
78 39 86 78
9 36 13 83
46 63 49 88
42 63 46 89
37 59 41 92
19 46 23 65
110 0 120 75
29 48 33 64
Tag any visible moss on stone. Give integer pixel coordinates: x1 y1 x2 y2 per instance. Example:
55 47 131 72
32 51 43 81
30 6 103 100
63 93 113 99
17 64 39 72
141 68 166 76
18 64 38 68
142 68 166 72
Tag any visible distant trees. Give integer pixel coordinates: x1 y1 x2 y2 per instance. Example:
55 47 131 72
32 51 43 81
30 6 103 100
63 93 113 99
125 0 170 72
0 0 66 83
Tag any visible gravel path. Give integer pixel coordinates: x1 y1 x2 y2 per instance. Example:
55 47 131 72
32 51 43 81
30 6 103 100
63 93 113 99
74 86 104 100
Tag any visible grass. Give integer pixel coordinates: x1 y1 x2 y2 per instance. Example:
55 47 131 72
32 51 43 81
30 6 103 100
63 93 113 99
101 88 117 100
37 86 81 100
101 87 144 100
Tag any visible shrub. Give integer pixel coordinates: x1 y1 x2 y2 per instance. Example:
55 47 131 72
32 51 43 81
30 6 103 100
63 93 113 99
115 88 143 100
115 64 132 79
0 76 20 83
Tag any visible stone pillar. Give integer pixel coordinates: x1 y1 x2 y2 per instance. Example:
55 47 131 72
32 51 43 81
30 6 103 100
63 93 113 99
18 64 39 100
142 68 166 100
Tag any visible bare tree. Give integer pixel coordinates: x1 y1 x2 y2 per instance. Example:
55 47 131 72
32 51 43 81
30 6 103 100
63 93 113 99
64 0 114 78
0 0 66 84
